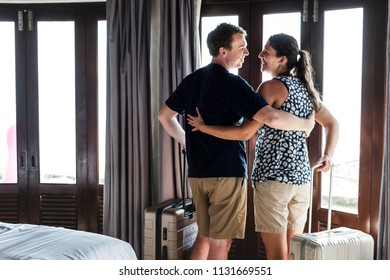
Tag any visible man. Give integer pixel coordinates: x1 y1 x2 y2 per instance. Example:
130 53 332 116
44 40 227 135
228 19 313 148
158 23 314 260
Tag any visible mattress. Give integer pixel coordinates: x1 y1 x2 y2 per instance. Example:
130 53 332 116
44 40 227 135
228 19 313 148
0 222 137 260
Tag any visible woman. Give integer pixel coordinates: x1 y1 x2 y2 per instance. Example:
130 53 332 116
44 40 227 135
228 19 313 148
187 33 339 260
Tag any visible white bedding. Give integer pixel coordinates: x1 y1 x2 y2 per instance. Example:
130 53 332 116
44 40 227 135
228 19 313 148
0 222 137 260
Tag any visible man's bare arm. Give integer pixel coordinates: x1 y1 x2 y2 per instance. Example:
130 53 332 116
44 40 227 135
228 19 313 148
158 103 186 146
252 105 315 137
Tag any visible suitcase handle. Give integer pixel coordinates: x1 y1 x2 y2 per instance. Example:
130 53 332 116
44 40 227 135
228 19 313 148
181 149 195 216
308 163 334 233
182 149 187 210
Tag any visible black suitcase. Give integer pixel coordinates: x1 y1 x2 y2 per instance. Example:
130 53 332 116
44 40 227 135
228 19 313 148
143 150 197 260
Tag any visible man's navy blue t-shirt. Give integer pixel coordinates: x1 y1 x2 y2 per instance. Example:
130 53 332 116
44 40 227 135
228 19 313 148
165 63 268 178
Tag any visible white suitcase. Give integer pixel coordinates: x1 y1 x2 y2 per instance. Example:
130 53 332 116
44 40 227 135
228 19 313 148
143 198 197 260
143 149 198 260
290 165 374 260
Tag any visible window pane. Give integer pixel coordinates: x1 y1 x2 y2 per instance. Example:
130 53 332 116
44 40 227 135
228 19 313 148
0 22 17 184
98 20 107 185
321 8 363 214
201 16 239 74
38 21 76 184
262 13 301 81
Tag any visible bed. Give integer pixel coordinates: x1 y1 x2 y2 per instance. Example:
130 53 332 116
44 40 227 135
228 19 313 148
0 222 137 260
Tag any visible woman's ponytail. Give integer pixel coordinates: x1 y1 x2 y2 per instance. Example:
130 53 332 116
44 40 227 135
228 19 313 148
294 50 322 111
269 33 322 112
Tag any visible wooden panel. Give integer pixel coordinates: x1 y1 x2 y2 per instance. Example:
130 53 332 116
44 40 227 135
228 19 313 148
228 239 239 259
40 194 77 229
257 234 267 260
98 194 103 234
0 194 18 223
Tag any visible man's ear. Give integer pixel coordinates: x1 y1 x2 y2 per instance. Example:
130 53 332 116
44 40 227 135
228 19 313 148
219 46 227 56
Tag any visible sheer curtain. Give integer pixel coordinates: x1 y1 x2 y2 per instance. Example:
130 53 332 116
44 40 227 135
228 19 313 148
377 0 390 260
104 0 201 258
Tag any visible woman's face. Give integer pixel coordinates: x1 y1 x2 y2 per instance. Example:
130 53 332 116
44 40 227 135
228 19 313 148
258 41 284 77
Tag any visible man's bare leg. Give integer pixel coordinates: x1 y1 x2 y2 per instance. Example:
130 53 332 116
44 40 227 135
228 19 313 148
190 234 210 260
208 238 232 260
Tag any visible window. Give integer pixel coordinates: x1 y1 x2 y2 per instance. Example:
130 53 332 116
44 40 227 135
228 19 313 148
98 20 107 185
0 3 106 231
201 0 385 259
38 21 76 184
0 21 16 184
321 8 364 214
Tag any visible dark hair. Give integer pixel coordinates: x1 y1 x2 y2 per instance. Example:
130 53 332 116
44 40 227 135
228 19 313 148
206 23 247 57
268 33 322 111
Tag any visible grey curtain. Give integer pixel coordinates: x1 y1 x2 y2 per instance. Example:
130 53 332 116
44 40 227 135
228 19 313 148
377 0 390 260
154 0 201 203
104 0 201 259
103 0 151 258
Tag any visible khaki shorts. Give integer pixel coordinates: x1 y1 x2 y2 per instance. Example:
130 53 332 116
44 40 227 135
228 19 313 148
253 180 310 233
188 177 247 240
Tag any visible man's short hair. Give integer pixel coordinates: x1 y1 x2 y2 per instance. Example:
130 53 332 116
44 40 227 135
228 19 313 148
206 23 247 57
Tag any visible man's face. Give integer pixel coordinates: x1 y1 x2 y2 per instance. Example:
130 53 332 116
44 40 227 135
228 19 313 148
224 33 249 70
